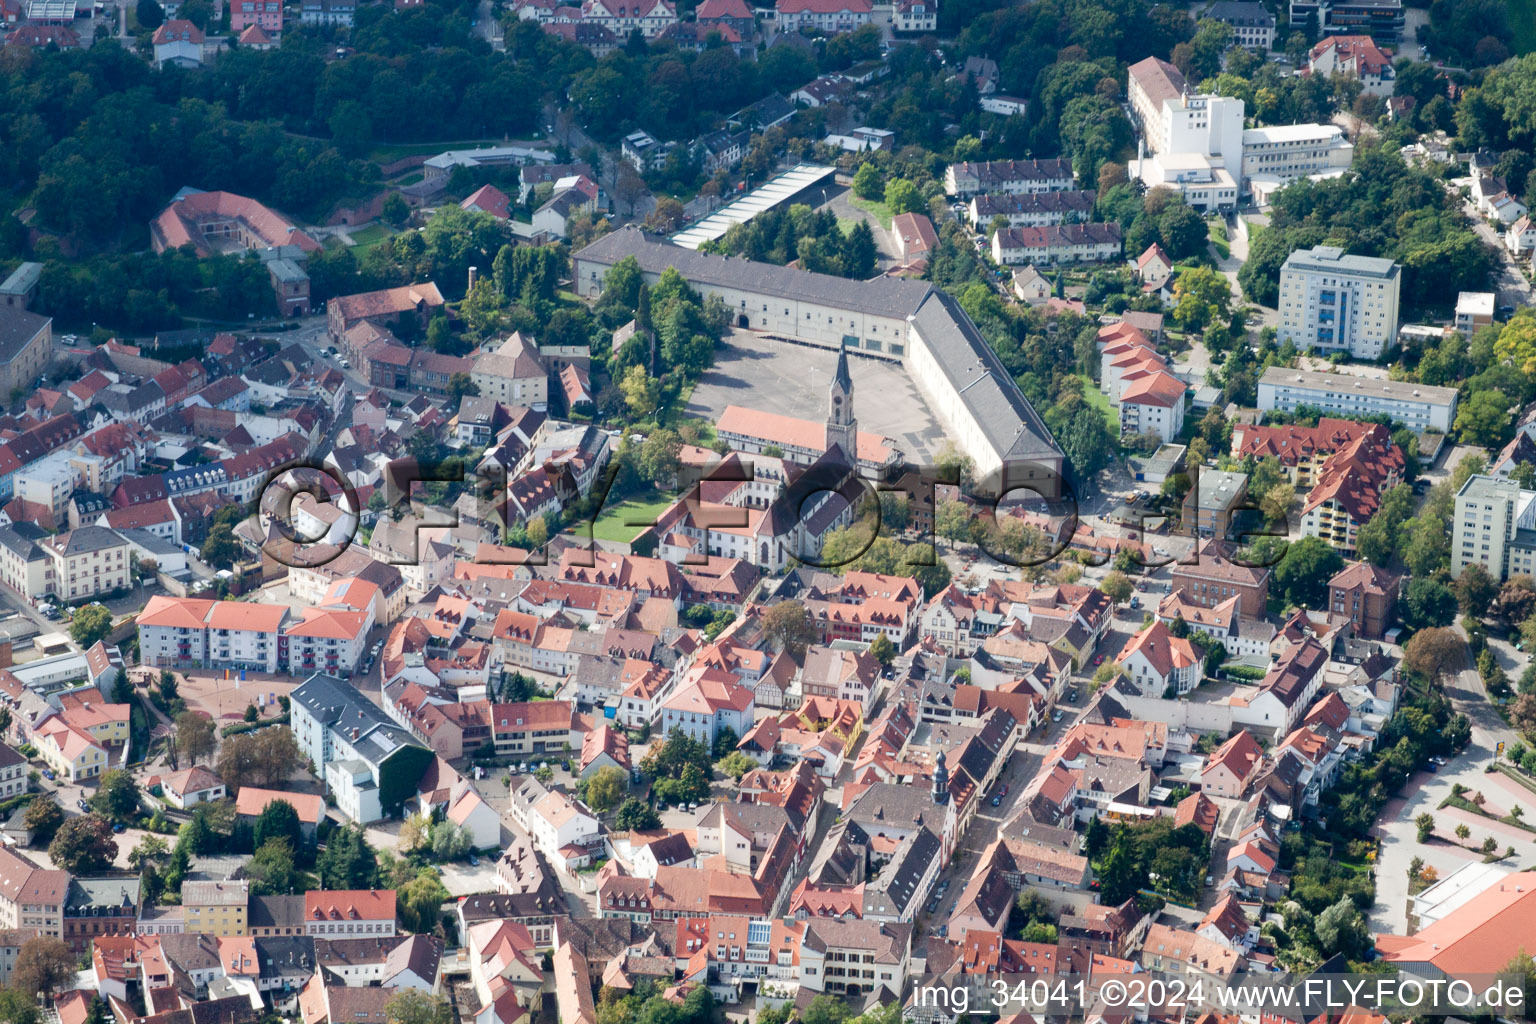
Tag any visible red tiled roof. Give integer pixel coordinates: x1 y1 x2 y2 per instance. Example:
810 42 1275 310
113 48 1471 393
1118 370 1186 407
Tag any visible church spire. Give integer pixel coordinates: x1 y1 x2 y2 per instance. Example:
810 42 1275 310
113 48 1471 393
826 347 857 462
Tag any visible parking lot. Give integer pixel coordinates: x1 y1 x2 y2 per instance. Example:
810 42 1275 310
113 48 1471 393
685 332 948 463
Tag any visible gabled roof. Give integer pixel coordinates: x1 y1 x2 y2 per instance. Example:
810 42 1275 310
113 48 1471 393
1203 730 1263 782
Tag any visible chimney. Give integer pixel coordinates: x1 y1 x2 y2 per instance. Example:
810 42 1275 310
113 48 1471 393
468 266 479 292
0 642 12 668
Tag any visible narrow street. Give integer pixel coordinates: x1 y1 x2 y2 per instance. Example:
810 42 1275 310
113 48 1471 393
1462 201 1535 310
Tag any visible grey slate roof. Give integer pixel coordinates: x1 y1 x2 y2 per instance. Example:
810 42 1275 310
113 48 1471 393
0 309 48 365
575 227 935 319
910 290 1062 463
864 825 940 919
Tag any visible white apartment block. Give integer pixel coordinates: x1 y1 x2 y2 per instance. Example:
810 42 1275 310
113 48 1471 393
1257 366 1457 432
1276 246 1401 359
1452 475 1536 582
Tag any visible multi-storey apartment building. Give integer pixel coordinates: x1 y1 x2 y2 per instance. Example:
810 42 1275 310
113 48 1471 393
1452 475 1536 581
1289 0 1404 44
1277 246 1401 359
182 881 249 937
1257 367 1457 432
137 595 370 675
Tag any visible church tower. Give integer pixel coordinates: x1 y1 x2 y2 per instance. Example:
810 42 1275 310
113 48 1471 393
932 748 949 805
825 347 857 463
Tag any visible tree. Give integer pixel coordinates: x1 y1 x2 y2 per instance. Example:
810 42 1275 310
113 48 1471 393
935 499 972 550
1403 576 1458 630
762 601 817 656
868 632 895 666
1455 823 1471 841
429 821 472 860
201 523 241 570
851 162 883 201
1171 265 1233 334
318 824 378 890
70 604 113 649
374 193 412 231
1158 202 1209 259
615 798 661 831
135 0 164 28
48 814 118 874
1456 562 1500 618
90 769 141 822
247 838 300 896
128 833 168 869
1456 388 1512 447
175 711 216 766
399 813 430 854
1100 571 1134 604
397 868 451 934
883 178 921 216
619 365 659 420
585 766 627 812
23 797 64 844
1403 627 1466 684
0 989 40 1024
1415 813 1436 842
12 936 74 998
385 989 451 1024
525 517 549 551
715 751 756 780
254 799 303 854
1260 480 1296 523
217 726 302 791
1273 536 1345 609
1314 896 1369 958
447 373 480 401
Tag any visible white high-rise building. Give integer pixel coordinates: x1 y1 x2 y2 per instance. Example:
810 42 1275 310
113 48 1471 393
1277 245 1401 359
1452 475 1536 581
1126 57 1244 211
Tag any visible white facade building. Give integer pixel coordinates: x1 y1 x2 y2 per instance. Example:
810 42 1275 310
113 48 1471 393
1127 57 1244 211
1257 366 1457 433
1276 246 1401 359
1452 475 1536 582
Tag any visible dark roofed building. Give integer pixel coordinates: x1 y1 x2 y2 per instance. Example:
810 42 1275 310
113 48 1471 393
0 309 51 396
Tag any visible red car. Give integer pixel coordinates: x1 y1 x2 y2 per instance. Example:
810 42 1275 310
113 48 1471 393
1093 654 1104 665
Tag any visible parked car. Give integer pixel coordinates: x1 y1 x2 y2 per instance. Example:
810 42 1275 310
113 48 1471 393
1052 709 1064 722
991 794 1002 807
111 823 125 834
42 770 55 780
468 853 479 866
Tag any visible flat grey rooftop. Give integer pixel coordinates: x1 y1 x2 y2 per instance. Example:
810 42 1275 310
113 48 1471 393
684 332 946 462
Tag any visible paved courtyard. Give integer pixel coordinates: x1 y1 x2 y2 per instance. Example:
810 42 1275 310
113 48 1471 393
686 333 949 463
176 670 303 724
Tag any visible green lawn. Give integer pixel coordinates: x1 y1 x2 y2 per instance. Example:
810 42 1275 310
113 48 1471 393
348 224 393 252
1207 218 1230 259
1511 0 1536 54
1245 221 1266 246
589 491 677 545
849 197 894 229
1073 374 1118 432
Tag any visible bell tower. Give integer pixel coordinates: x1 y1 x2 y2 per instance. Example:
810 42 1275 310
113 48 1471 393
825 346 857 462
